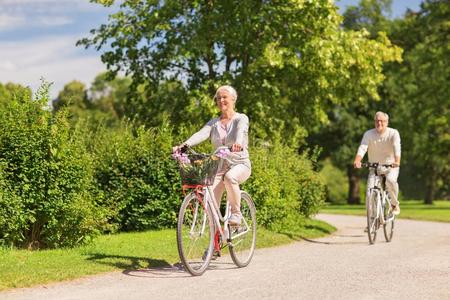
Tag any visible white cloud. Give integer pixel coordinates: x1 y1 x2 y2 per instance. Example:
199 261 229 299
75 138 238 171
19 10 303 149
0 13 26 31
1 0 115 12
37 16 74 27
0 61 17 71
0 35 107 99
2 0 92 6
0 1 118 32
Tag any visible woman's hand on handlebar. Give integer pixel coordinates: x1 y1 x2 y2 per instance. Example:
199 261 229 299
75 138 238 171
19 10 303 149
172 143 188 153
231 143 242 152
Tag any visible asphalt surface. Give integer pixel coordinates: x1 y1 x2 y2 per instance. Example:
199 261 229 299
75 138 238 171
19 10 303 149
1 214 449 300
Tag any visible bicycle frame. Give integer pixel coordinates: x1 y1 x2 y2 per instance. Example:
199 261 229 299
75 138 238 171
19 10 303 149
175 146 256 275
184 183 250 251
367 167 394 233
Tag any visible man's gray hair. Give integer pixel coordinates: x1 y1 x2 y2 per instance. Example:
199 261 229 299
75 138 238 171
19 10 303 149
214 85 238 102
374 111 389 121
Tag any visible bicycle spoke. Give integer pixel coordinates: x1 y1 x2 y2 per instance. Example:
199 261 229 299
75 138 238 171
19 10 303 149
177 193 214 276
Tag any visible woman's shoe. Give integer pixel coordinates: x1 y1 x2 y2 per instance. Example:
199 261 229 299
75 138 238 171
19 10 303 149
228 213 242 226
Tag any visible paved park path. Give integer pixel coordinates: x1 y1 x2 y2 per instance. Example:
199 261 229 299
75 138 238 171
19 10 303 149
1 214 449 300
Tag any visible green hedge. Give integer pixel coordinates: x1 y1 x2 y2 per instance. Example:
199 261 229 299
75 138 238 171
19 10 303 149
0 84 326 248
0 83 104 248
90 122 181 232
245 142 325 228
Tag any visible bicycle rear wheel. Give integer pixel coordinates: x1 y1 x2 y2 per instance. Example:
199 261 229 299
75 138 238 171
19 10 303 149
229 192 256 268
177 192 214 276
366 192 378 244
383 195 395 242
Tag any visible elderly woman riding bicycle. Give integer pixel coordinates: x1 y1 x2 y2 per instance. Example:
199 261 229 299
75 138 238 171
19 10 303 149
173 85 251 226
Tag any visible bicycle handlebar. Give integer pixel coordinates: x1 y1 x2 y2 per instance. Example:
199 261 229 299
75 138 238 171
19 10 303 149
362 162 395 168
178 145 234 155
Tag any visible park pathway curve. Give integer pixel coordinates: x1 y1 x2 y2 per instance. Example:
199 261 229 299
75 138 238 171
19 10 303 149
1 214 449 300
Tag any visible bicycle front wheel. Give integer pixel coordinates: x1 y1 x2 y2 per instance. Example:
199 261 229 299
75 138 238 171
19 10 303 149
177 192 214 276
366 191 378 245
383 195 395 242
229 192 257 268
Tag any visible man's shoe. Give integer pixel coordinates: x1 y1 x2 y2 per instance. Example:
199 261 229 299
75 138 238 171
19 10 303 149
228 213 242 226
392 205 400 216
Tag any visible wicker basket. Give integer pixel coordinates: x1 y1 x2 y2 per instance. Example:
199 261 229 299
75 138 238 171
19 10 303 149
178 154 220 186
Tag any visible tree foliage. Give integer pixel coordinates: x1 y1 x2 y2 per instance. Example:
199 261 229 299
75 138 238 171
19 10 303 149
78 0 400 144
386 0 450 203
343 0 392 35
0 82 105 248
308 0 401 204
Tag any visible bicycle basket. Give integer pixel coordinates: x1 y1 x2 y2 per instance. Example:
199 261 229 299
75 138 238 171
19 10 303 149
177 153 220 186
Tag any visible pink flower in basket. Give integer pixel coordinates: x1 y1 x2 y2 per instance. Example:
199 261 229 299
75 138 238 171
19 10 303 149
215 148 230 159
172 151 191 164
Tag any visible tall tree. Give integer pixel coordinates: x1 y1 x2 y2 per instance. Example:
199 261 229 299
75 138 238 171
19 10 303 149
0 82 32 108
53 80 89 118
309 0 400 204
386 0 450 203
78 0 400 145
343 0 392 35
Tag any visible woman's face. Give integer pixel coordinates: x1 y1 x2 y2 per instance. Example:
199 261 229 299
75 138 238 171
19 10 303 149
215 90 235 113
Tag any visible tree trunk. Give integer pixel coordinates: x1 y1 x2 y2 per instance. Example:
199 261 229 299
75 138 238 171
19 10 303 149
424 165 436 205
347 165 361 204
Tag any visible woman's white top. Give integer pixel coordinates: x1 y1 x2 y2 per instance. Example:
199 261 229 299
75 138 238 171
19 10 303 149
184 113 251 169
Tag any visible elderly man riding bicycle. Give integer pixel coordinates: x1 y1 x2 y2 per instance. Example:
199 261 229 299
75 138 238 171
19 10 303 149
353 111 401 216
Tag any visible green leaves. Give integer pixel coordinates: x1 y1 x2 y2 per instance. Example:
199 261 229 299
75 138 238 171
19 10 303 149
77 0 399 146
386 0 450 202
0 82 104 249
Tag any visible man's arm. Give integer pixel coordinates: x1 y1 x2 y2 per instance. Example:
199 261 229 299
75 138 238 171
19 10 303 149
354 132 369 168
392 129 401 167
392 155 401 168
353 154 363 169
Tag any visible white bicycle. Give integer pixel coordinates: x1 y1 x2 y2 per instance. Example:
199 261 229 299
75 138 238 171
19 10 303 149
173 146 257 276
363 162 395 245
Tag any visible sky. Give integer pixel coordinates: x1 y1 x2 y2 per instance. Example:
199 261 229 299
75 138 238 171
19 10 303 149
0 0 423 100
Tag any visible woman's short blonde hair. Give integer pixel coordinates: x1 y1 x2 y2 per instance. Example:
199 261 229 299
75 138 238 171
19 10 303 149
214 85 238 102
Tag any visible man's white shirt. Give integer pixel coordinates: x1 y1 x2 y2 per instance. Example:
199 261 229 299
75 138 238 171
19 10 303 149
357 127 401 165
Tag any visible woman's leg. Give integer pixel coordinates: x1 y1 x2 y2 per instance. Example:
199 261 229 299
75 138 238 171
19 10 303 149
212 168 226 208
223 164 251 214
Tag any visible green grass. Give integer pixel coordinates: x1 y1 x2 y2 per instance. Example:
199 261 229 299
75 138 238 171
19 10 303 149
321 200 450 223
0 218 334 291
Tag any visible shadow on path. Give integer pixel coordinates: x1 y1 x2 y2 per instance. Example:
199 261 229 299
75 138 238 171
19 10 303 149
85 253 171 270
277 224 368 245
86 253 237 279
298 235 367 245
122 260 236 278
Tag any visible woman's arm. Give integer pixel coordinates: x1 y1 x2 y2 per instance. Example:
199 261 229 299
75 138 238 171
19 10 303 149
232 114 249 151
184 119 215 147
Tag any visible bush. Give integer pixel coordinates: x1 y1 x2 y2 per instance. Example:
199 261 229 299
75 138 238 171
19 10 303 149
91 121 181 231
319 159 348 204
244 140 325 228
0 81 327 246
90 123 326 232
0 167 26 247
0 82 104 248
